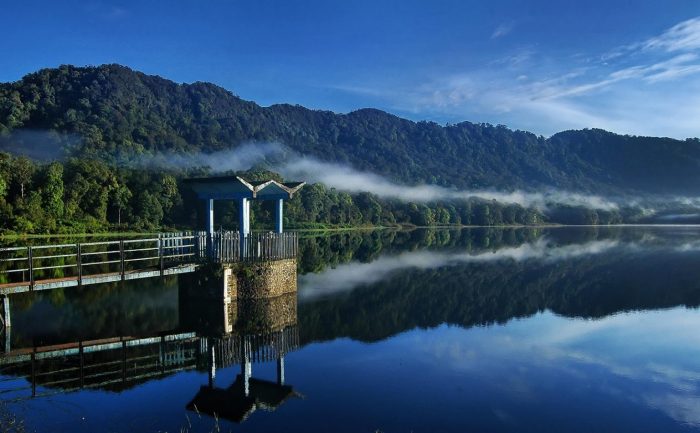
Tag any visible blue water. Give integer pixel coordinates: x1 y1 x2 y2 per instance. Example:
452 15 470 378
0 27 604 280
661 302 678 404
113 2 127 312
3 227 700 432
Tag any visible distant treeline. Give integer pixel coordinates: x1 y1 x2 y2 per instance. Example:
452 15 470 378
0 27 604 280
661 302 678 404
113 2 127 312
0 153 575 234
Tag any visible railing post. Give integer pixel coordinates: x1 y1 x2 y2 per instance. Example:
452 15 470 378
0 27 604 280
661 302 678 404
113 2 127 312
122 339 127 382
76 243 82 286
79 341 84 388
158 234 164 277
27 246 34 291
119 240 125 281
31 351 36 397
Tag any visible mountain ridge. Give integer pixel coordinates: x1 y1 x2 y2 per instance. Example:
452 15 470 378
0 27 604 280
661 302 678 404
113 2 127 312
2 64 700 195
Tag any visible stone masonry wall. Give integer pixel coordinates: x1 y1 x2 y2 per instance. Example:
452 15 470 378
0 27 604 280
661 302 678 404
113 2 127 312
227 259 297 299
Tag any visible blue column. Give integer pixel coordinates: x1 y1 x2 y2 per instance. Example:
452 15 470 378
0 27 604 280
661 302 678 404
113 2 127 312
277 356 285 385
245 199 251 235
239 198 248 258
239 198 249 237
205 199 214 258
274 199 283 233
205 199 214 236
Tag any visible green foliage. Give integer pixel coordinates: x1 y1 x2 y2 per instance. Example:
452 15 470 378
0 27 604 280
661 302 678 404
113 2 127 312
0 174 6 200
43 162 64 220
2 64 700 197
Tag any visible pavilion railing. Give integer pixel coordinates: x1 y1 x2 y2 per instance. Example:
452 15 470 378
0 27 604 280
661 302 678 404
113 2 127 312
197 231 298 263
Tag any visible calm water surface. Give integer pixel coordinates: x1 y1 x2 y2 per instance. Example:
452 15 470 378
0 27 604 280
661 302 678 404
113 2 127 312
2 226 700 432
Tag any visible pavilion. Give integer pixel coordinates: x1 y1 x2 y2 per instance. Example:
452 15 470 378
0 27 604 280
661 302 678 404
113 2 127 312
185 176 305 236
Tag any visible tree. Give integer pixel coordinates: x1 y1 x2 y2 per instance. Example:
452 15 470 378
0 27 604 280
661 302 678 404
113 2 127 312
112 184 132 225
0 175 6 201
13 156 33 199
43 162 64 220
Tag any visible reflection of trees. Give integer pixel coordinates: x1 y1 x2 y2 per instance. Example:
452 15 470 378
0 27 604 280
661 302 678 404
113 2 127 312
297 227 550 274
11 277 179 347
298 238 700 344
295 226 642 275
8 227 666 348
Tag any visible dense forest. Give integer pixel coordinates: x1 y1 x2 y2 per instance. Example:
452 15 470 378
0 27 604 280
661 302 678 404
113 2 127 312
0 152 550 233
0 64 698 232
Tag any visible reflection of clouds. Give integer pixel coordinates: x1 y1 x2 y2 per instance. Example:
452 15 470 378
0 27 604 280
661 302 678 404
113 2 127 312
299 239 619 300
674 240 700 252
409 309 700 427
645 394 700 426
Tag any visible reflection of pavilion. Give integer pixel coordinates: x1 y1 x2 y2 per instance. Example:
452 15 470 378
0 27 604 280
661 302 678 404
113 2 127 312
189 325 299 423
183 289 300 424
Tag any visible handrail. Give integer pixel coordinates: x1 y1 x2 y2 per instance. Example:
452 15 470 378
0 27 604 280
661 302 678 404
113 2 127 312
0 231 298 289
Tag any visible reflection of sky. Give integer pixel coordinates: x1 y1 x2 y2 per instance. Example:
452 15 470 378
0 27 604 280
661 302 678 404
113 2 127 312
271 307 700 432
404 308 700 429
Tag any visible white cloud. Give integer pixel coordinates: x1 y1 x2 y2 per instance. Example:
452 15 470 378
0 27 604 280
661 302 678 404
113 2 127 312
336 16 700 138
643 17 700 52
491 22 514 39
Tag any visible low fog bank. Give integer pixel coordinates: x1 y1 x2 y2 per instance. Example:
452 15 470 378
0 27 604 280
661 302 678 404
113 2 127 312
136 143 622 211
133 142 700 220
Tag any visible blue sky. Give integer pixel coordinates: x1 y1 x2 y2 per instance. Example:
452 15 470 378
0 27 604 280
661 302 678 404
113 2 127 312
2 0 700 138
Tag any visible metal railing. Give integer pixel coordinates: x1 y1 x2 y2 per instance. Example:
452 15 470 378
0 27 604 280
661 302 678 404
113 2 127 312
0 231 298 290
199 231 298 263
0 232 197 290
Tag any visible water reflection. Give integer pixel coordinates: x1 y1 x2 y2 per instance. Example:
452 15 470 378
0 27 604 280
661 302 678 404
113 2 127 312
2 227 700 432
0 269 301 426
295 229 700 344
185 293 300 424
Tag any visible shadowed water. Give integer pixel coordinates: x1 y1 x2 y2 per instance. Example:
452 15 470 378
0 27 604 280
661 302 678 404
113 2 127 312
2 226 700 432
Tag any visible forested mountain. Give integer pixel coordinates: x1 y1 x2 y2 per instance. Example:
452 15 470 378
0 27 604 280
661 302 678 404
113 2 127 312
0 64 697 232
2 64 700 195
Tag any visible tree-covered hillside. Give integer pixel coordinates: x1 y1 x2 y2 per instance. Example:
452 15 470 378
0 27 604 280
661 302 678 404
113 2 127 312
2 64 700 195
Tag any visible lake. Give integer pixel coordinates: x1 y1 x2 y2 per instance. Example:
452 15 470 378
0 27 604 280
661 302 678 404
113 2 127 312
2 226 700 432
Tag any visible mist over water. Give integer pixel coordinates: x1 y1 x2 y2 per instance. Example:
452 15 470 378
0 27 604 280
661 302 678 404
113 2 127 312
137 142 623 211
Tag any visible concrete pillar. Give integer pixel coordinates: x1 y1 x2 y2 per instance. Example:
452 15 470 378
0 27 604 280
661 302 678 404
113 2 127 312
274 199 283 233
277 356 285 385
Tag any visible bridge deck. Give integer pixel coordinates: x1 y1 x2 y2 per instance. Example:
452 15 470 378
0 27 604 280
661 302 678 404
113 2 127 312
0 231 298 296
0 263 197 295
